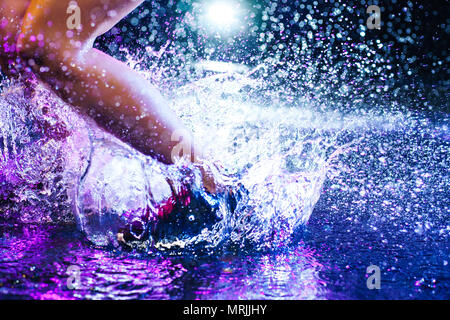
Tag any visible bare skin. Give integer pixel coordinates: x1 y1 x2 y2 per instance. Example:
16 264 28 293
0 0 219 193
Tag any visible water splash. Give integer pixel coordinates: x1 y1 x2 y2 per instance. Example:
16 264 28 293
0 80 91 224
0 62 347 252
1 0 448 253
0 1 448 301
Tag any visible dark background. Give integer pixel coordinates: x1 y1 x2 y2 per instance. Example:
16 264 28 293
0 1 447 112
95 0 448 113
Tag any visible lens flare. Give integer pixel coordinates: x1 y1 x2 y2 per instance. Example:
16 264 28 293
208 2 235 25
204 1 241 32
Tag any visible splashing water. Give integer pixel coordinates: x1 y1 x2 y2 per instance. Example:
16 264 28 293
1 33 449 253
0 67 341 252
0 81 91 225
0 0 448 300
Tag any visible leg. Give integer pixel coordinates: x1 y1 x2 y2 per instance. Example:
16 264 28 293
17 0 201 166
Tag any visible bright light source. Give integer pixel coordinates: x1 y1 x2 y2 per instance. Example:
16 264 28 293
197 0 246 36
204 1 241 32
207 2 236 26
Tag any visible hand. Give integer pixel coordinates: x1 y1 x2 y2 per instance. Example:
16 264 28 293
195 161 235 195
199 165 218 194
